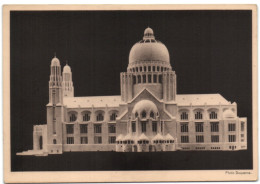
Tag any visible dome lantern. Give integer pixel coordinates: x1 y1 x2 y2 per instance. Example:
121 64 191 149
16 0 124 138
143 27 155 39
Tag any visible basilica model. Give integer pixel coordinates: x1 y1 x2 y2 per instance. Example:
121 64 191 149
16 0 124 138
17 27 247 156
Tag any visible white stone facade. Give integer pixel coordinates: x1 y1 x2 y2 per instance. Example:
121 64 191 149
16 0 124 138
17 27 247 156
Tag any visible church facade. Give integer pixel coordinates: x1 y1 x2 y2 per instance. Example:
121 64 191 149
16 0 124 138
17 28 247 156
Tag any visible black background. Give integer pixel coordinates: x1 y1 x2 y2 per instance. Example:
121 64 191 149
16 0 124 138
10 10 252 171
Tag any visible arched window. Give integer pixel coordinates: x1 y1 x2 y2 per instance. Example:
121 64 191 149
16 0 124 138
209 111 218 119
141 111 147 118
180 112 188 120
83 113 90 121
53 139 57 144
69 113 77 122
195 111 203 119
150 111 155 119
135 112 138 118
96 113 104 121
110 113 117 121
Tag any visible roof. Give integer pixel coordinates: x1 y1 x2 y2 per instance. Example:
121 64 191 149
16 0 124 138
63 95 122 108
138 133 149 140
124 134 135 141
152 133 164 140
164 133 174 140
175 94 230 106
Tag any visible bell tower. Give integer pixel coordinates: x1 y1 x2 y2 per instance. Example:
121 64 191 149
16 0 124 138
46 55 63 154
62 63 74 97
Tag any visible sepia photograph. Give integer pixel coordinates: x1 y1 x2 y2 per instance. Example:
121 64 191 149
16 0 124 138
3 4 257 182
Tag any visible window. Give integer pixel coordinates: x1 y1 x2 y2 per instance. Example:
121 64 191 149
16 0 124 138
195 111 203 119
157 66 160 71
153 66 156 71
136 67 138 72
148 66 151 71
141 122 146 132
69 113 77 122
83 113 90 121
132 122 136 132
152 122 157 132
53 139 57 144
195 123 204 132
153 74 157 83
211 122 219 132
67 137 74 144
138 75 141 83
150 111 155 119
94 136 102 144
148 75 152 83
180 123 188 132
143 75 146 83
144 66 146 71
110 113 117 121
140 67 142 72
80 124 88 133
108 124 116 133
66 124 74 134
228 123 236 131
211 135 219 142
96 113 104 121
209 111 218 119
135 112 138 118
241 122 245 131
141 111 146 118
138 140 149 144
181 136 189 143
133 76 136 84
196 135 204 143
94 124 102 133
109 136 116 144
159 75 162 83
228 135 236 142
180 112 188 120
80 137 88 144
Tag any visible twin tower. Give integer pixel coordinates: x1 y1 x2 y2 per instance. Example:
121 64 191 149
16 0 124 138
48 56 74 106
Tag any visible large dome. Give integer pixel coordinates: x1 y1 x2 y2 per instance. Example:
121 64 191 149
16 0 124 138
129 27 170 64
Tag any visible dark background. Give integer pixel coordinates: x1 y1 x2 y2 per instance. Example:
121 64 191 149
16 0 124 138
10 10 252 171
